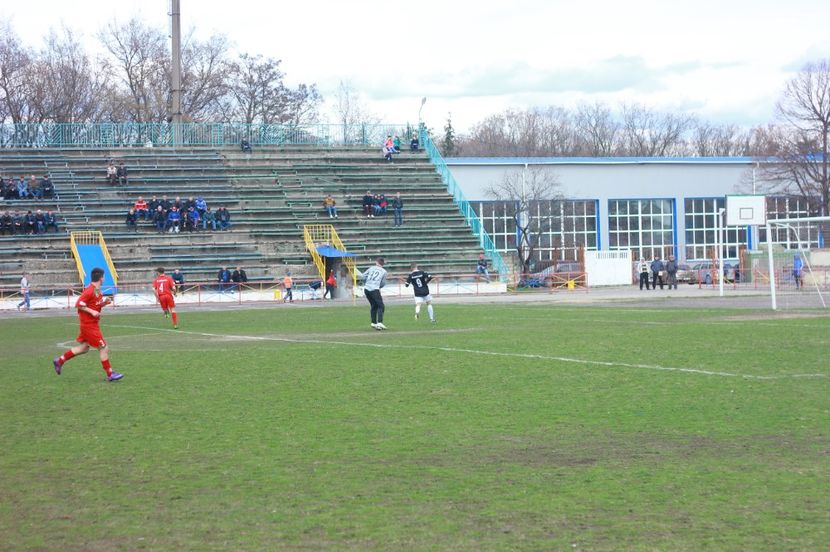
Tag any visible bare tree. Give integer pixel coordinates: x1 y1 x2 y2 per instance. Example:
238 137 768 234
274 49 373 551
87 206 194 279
691 120 751 157
0 21 37 124
574 101 619 156
333 80 379 143
485 166 563 274
619 103 693 156
179 33 232 121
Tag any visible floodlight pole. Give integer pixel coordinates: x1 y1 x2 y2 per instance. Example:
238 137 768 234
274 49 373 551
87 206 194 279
170 0 183 128
718 208 725 297
766 221 777 310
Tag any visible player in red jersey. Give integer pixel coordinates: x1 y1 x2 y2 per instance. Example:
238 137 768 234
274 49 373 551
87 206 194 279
153 267 178 328
53 267 123 381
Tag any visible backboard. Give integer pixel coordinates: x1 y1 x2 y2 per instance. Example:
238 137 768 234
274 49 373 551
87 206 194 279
726 195 766 226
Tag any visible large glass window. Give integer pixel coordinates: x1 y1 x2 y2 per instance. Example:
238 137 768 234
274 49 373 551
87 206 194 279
608 199 674 259
684 198 747 260
474 199 598 263
759 197 821 249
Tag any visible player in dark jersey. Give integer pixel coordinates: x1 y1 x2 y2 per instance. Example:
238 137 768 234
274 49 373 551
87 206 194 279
405 263 436 323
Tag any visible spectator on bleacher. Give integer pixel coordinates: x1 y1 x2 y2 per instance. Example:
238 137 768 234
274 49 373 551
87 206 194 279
1 178 13 199
217 206 231 230
241 138 252 153
148 195 160 213
383 142 394 162
153 206 166 233
117 162 128 186
476 252 491 283
44 211 59 233
184 196 196 211
166 206 182 233
173 196 183 211
323 194 338 218
393 135 401 153
218 266 231 291
0 211 13 235
392 192 404 227
12 211 23 234
362 191 374 218
185 206 200 232
202 207 216 230
232 266 248 289
125 208 138 232
160 195 171 211
410 134 420 151
23 210 36 234
134 196 149 220
106 161 118 185
17 176 29 199
29 175 42 200
372 193 386 216
41 174 54 199
34 210 46 233
195 196 207 217
171 269 185 295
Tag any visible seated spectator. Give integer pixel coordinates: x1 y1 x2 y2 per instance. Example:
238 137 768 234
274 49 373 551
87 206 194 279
44 211 59 232
379 193 388 215
165 206 182 233
171 269 185 295
125 208 138 232
134 196 149 220
393 135 401 152
185 206 200 232
0 211 14 235
241 138 252 153
195 196 207 217
202 207 216 231
106 161 118 185
153 205 166 233
372 193 383 216
383 144 394 162
362 190 374 218
117 162 128 185
323 194 338 218
185 196 196 212
29 175 42 200
41 175 54 199
160 195 171 211
17 177 29 199
12 211 23 234
1 178 14 199
23 210 36 234
172 196 183 211
34 209 46 233
148 195 160 213
410 134 420 151
217 206 231 230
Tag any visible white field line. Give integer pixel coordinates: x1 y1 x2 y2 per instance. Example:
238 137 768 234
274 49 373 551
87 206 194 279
108 324 827 381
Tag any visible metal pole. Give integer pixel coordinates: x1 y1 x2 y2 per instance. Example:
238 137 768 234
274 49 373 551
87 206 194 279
718 208 725 297
170 0 183 128
766 222 777 310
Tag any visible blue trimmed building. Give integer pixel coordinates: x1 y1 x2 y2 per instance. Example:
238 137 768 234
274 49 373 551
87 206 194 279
446 157 822 264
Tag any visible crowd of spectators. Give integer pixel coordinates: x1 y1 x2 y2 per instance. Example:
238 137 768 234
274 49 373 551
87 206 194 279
127 195 231 233
2 174 55 199
0 209 59 235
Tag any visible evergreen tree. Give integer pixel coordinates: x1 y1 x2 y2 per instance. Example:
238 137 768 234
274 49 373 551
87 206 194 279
442 112 457 156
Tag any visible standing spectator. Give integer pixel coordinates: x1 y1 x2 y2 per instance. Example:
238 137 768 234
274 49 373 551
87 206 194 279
29 175 41 199
650 255 665 290
166 206 182 233
231 266 248 289
362 257 388 330
106 161 118 185
17 176 29 199
362 191 374 218
134 196 149 220
41 174 54 198
665 255 679 290
393 135 401 152
217 206 231 230
125 208 138 232
117 162 128 186
34 210 46 233
476 252 491 283
793 254 804 289
282 272 294 303
153 206 166 233
202 207 216 231
637 258 651 290
392 192 404 227
17 272 31 311
410 133 420 151
218 266 231 292
323 194 338 218
44 211 59 233
324 270 337 299
171 269 185 295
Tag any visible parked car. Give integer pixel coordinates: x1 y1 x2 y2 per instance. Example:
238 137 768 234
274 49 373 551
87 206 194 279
687 261 739 284
674 263 694 283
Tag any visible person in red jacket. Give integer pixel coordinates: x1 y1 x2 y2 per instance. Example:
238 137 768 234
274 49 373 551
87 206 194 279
134 196 149 220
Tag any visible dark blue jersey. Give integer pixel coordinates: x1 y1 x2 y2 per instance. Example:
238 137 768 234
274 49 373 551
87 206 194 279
406 270 433 297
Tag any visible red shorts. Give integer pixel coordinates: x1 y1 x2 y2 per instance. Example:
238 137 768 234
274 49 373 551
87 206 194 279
77 325 106 348
158 294 175 311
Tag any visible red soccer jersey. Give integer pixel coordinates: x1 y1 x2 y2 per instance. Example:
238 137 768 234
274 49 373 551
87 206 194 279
153 275 175 298
76 284 107 326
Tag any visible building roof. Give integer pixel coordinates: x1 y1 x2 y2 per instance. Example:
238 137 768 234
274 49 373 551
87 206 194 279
445 156 758 166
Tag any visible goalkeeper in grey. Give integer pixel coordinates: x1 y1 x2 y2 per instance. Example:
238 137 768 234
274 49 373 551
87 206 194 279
362 257 388 330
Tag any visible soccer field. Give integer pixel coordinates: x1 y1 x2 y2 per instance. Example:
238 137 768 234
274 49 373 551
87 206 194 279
1 302 829 550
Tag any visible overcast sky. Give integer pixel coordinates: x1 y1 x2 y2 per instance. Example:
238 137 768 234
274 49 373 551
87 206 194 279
2 0 828 132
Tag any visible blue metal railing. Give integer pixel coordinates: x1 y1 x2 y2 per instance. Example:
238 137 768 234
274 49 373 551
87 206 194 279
0 122 417 148
419 127 509 281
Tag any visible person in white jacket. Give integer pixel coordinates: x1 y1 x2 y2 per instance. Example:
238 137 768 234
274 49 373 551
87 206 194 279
362 258 388 330
637 258 650 290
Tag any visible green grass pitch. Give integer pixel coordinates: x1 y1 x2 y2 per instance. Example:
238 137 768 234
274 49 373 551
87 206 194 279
1 302 828 550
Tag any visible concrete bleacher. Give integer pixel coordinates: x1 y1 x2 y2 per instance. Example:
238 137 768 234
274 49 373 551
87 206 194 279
0 146 485 288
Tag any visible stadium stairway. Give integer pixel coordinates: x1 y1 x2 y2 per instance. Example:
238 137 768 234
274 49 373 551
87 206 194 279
0 146 486 289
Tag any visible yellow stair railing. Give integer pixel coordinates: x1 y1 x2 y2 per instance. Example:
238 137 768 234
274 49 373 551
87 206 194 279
303 224 357 297
69 231 119 286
